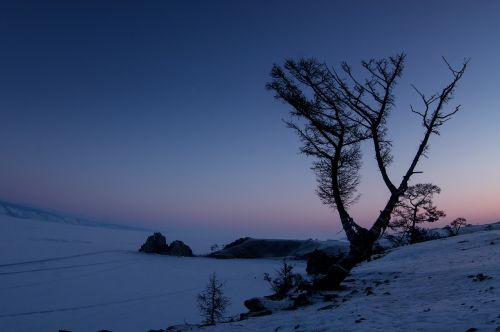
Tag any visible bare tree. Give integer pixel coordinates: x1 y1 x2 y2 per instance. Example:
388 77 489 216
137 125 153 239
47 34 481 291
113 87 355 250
445 217 468 236
389 183 446 244
267 53 468 289
197 273 230 325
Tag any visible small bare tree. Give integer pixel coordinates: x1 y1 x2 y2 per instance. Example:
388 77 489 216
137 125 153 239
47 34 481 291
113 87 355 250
197 273 230 325
267 53 468 289
389 183 446 244
445 217 468 236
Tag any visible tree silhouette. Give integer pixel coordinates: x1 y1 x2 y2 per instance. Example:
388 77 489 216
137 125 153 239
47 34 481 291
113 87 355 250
267 53 468 289
197 273 230 325
263 258 302 299
445 217 468 236
389 183 446 244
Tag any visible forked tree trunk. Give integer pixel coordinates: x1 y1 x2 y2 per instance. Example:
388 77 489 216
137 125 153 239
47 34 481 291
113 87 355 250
313 193 401 290
312 230 375 290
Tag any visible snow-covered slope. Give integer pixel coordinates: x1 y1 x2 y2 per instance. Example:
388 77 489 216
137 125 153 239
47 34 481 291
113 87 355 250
0 214 303 331
2 205 499 331
437 220 500 236
0 200 146 231
203 230 500 332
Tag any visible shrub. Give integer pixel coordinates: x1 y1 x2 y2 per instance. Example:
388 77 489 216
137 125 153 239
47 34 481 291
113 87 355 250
263 259 302 299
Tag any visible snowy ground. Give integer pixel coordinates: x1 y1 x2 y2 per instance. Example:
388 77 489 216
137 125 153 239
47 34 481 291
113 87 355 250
0 215 304 331
203 230 500 332
2 212 499 332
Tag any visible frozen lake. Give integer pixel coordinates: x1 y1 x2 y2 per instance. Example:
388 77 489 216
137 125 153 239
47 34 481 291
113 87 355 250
0 215 304 331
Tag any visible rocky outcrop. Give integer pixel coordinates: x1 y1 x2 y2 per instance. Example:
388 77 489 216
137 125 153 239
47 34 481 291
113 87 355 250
167 240 194 257
139 233 194 257
240 294 310 320
139 233 169 254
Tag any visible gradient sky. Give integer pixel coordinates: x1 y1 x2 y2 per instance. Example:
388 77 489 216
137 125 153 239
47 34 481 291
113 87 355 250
0 0 499 240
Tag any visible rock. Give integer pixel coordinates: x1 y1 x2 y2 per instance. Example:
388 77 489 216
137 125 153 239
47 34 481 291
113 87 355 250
139 232 169 254
244 297 267 312
139 234 194 257
167 240 194 257
468 273 493 282
240 309 272 320
292 293 310 307
165 324 201 331
306 250 342 275
322 293 338 301
372 244 385 255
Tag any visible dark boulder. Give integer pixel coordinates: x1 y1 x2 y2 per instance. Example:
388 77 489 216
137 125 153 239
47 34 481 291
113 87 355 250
372 244 385 255
139 232 169 254
244 297 267 312
167 240 194 257
292 293 311 308
306 249 343 275
165 325 200 331
239 309 272 320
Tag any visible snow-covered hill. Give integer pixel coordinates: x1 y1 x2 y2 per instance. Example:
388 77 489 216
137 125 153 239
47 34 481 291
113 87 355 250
0 200 146 231
201 229 500 332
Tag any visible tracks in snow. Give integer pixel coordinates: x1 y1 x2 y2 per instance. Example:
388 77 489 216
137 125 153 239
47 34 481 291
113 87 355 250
0 250 129 268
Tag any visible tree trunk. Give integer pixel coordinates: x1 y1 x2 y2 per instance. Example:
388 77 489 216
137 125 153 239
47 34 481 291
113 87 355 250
312 229 375 290
409 208 418 244
313 192 403 290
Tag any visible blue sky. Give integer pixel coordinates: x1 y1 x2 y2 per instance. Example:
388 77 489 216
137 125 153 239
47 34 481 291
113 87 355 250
0 0 499 239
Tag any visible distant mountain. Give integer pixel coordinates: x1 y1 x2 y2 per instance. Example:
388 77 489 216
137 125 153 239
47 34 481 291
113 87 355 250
0 200 147 231
208 221 500 260
208 237 349 259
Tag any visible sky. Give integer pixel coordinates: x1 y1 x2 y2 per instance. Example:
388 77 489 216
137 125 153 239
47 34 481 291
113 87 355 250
0 0 499 240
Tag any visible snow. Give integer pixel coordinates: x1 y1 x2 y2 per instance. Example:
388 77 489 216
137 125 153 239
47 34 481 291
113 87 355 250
205 230 500 332
1 210 500 332
0 214 304 331
0 200 146 231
